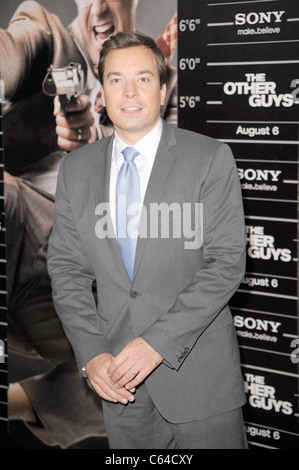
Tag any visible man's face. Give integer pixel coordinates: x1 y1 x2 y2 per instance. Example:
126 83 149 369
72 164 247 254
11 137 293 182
101 46 166 145
75 0 137 68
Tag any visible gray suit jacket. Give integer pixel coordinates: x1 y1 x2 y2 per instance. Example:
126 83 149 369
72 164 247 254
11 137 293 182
47 120 247 423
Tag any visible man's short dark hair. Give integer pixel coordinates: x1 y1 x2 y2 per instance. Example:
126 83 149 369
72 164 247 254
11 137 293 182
98 31 167 88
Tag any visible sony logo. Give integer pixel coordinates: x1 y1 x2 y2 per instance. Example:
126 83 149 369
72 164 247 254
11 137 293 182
234 315 281 333
235 11 285 26
238 169 282 182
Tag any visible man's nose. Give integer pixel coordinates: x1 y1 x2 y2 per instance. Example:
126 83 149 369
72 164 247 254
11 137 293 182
123 82 138 98
90 0 109 16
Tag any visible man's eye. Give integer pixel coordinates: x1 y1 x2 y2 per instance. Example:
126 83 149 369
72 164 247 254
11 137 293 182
139 77 149 82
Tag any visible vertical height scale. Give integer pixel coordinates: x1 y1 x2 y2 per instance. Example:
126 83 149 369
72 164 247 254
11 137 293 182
0 82 8 435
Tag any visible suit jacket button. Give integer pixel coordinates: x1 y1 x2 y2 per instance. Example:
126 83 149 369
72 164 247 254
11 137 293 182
130 291 138 299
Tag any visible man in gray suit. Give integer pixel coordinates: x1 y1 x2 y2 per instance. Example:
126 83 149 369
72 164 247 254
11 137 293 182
48 31 248 449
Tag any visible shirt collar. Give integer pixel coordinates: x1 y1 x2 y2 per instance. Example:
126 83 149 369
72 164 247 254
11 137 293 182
114 119 163 162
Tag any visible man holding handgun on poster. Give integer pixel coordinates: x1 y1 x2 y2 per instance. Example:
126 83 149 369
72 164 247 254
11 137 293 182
0 0 177 448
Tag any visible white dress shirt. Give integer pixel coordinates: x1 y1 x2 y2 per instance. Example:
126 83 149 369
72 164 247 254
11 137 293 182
109 119 163 236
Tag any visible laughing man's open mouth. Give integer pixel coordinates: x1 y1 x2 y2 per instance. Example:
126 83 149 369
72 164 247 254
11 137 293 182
94 22 115 44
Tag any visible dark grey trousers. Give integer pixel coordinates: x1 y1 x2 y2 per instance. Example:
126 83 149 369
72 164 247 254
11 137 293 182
102 382 248 449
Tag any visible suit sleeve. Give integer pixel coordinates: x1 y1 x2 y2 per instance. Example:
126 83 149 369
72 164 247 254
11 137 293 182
0 1 54 100
47 156 110 374
141 143 246 370
0 1 77 100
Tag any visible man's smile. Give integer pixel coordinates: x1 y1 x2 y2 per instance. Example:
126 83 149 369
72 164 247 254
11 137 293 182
121 106 143 113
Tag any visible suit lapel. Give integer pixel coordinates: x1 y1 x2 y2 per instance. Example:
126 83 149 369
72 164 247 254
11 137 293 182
93 136 111 220
132 122 177 282
93 135 132 283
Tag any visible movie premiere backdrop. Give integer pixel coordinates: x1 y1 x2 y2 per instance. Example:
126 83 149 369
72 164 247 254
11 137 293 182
177 0 299 448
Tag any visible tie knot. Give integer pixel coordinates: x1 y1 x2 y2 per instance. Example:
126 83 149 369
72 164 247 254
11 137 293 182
121 147 139 163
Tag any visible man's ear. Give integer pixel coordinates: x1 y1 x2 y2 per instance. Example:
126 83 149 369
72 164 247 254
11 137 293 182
101 86 106 107
160 83 167 106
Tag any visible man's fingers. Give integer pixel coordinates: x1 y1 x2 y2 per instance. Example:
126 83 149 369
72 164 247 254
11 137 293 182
56 125 92 142
54 95 92 116
56 111 94 129
125 377 143 390
92 381 133 404
65 95 92 113
110 368 140 389
108 338 163 389
101 382 135 404
108 360 135 383
57 136 88 153
54 93 96 151
56 124 96 152
87 366 135 403
107 354 131 379
91 382 118 403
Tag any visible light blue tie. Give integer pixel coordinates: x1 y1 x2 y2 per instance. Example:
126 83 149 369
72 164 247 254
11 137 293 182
116 147 141 279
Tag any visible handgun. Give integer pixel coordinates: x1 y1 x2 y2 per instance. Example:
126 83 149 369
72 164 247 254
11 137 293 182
42 62 84 116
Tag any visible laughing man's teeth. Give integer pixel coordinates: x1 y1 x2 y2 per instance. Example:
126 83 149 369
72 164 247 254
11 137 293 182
94 23 114 34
